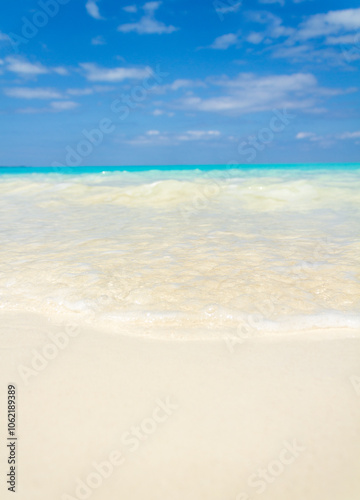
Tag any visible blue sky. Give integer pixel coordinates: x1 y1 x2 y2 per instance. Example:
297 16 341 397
0 0 359 166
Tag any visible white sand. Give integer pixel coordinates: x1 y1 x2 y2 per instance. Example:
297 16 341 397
1 312 360 500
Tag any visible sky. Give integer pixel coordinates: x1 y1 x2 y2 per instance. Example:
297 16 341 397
0 0 359 167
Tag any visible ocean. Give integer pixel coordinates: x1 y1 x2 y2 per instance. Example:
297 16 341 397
1 164 360 500
1 163 359 338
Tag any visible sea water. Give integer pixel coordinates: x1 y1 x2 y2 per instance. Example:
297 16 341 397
0 164 359 338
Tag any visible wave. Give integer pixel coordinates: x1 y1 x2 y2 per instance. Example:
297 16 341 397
0 167 359 338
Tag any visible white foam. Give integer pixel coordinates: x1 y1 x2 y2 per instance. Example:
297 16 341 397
0 168 359 337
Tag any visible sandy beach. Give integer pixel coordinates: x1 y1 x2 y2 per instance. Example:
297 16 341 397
2 0 360 495
1 312 360 500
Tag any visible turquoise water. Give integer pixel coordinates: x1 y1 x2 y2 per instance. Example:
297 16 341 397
0 162 359 175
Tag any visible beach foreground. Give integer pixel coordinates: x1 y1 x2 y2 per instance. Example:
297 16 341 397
1 165 359 498
1 312 360 500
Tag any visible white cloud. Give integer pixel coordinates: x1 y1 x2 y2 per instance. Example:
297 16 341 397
123 5 138 13
296 130 360 146
271 44 309 59
210 33 239 49
80 62 151 82
271 44 347 65
50 101 79 111
296 8 360 40
16 101 79 114
152 79 205 95
176 130 221 141
5 56 48 76
245 7 360 50
296 131 320 140
338 131 360 139
123 129 221 145
144 1 161 12
248 11 294 38
4 57 70 77
245 8 360 65
295 131 336 148
53 66 69 75
246 32 264 44
179 73 329 114
16 107 47 114
4 87 64 100
326 34 359 45
118 1 177 34
214 1 242 16
296 132 312 139
14 85 113 101
91 35 106 45
152 108 174 116
169 79 191 90
169 79 203 91
86 0 104 20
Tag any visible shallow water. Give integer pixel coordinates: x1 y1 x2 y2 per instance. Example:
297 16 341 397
0 165 359 337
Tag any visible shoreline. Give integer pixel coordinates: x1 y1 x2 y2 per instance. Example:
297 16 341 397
1 311 360 342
